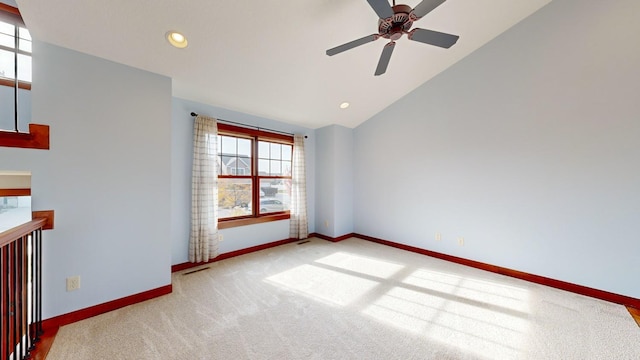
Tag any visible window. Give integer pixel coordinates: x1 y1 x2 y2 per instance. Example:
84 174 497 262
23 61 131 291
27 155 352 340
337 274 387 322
217 123 293 228
0 4 31 90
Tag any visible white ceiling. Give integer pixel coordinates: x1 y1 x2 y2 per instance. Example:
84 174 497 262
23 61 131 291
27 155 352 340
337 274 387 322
14 0 551 129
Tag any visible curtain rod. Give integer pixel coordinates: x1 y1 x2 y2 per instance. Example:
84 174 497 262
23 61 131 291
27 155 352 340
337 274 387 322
190 112 306 138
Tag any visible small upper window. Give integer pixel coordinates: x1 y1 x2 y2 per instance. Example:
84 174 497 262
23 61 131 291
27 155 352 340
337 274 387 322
0 5 31 89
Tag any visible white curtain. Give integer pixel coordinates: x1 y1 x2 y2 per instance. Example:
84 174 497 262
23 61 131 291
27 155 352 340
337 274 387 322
289 134 309 239
189 115 219 262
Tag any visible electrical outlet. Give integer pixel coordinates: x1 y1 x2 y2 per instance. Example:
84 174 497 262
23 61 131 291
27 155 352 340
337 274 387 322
435 232 441 241
324 220 329 228
66 276 80 292
457 237 464 246
219 233 224 242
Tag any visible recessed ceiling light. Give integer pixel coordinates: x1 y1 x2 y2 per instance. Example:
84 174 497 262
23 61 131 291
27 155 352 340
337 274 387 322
339 102 350 109
166 31 188 48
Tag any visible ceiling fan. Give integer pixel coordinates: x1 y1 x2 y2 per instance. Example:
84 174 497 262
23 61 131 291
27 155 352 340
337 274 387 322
326 0 459 76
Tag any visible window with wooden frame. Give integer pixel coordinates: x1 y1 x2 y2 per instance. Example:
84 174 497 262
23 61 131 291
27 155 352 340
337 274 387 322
217 123 293 229
0 4 31 91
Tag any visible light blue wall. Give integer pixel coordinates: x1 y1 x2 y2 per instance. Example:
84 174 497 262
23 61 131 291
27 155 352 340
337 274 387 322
315 124 354 238
333 125 354 237
0 41 173 318
314 126 335 237
0 87 31 132
171 97 316 265
354 0 640 298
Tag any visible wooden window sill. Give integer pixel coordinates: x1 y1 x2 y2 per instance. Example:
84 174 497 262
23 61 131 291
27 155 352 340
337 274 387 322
0 78 31 90
218 213 290 229
0 124 50 149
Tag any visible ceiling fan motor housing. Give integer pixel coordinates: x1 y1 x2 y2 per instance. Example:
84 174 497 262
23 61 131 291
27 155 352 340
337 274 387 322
378 4 413 40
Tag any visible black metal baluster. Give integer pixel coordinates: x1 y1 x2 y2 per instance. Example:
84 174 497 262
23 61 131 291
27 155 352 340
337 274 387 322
29 232 36 351
24 234 31 358
4 244 10 360
36 228 43 338
12 241 18 360
25 235 30 354
22 235 30 359
9 241 18 360
22 234 32 359
17 235 24 360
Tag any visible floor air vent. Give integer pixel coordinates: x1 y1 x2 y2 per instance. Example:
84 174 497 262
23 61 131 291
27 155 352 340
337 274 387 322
183 267 210 275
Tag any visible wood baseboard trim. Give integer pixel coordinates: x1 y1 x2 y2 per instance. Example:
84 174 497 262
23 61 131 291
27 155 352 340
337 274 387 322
173 233 359 273
310 232 356 242
42 284 172 330
172 238 299 272
27 325 58 360
354 233 640 309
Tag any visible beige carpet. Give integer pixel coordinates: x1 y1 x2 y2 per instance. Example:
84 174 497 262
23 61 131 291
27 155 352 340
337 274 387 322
46 237 640 359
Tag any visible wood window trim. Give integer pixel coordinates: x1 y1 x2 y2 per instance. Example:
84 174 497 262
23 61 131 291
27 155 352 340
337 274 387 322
217 123 293 143
217 123 293 229
0 188 30 196
0 3 24 25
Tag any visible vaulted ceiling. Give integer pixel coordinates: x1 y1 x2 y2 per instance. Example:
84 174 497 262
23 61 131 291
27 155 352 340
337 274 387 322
15 0 551 128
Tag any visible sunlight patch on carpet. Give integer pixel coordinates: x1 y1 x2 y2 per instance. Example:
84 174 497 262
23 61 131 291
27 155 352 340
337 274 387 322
403 269 530 313
362 270 531 360
314 252 405 279
265 263 379 306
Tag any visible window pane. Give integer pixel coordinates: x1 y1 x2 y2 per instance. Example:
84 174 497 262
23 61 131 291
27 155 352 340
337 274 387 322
18 38 31 53
282 161 292 176
220 136 236 155
237 138 251 157
282 144 292 161
17 53 31 82
218 178 252 219
258 159 269 175
270 160 282 176
219 155 232 175
0 49 14 79
0 33 13 48
220 156 251 176
258 141 269 158
258 179 290 214
0 21 13 37
236 156 251 175
18 27 31 41
270 143 282 160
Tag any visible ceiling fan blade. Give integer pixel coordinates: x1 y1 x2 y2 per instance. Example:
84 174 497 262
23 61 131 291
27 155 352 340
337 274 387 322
367 0 394 19
408 28 459 48
411 0 447 19
375 42 395 76
326 34 379 56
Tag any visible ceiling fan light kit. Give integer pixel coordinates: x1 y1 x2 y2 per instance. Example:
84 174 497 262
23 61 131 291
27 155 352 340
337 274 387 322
326 0 459 76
